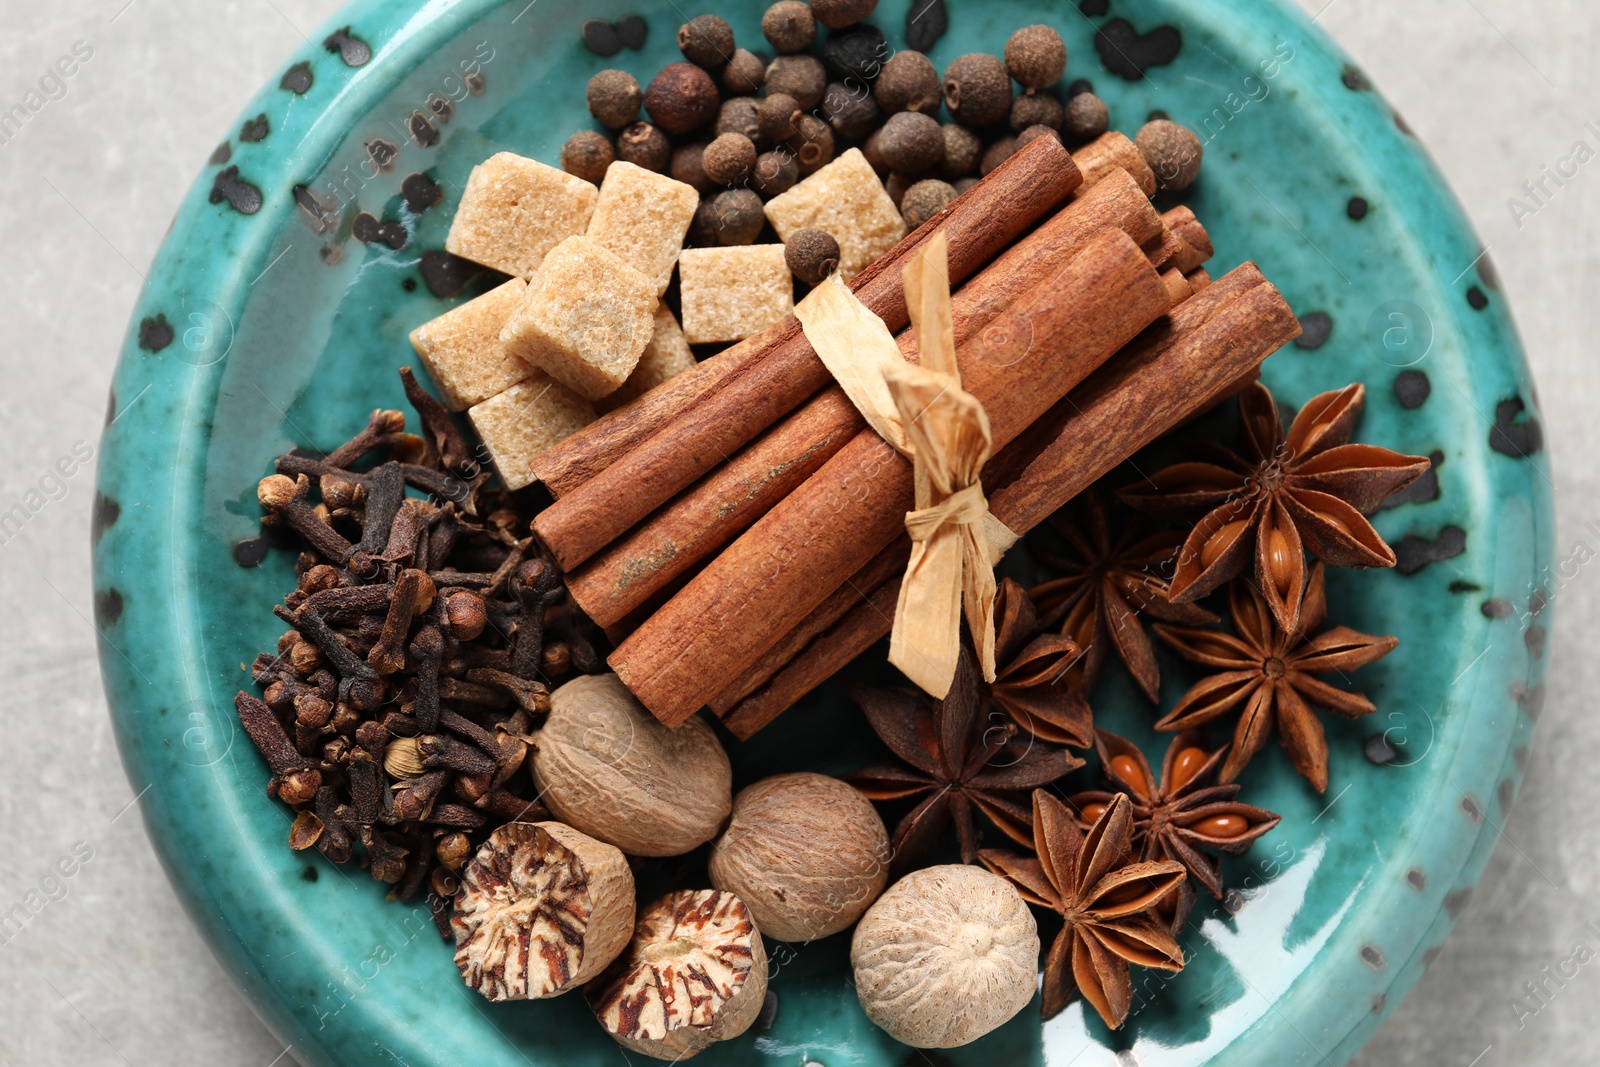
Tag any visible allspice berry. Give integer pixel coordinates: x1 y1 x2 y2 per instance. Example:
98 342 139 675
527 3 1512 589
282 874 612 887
874 50 941 115
789 114 836 173
900 178 958 229
944 54 1012 128
752 149 800 197
677 14 735 69
784 228 841 285
615 121 672 172
812 0 878 29
1137 118 1204 190
765 54 827 109
860 127 889 175
670 141 716 193
586 69 642 129
721 48 766 95
762 0 816 54
822 81 881 140
710 773 889 941
707 188 766 245
824 24 888 83
1064 91 1110 140
644 62 720 135
531 674 732 856
1004 25 1067 89
1015 123 1059 149
1010 91 1063 133
757 91 801 143
703 132 757 185
879 110 944 173
560 130 614 184
980 135 1017 175
940 123 982 179
715 96 765 146
851 865 1039 1048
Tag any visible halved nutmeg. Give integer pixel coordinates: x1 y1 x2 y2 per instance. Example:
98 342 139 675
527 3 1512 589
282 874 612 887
450 821 634 1001
586 889 768 1060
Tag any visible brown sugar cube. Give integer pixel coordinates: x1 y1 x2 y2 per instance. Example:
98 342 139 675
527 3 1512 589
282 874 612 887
468 374 596 491
762 148 906 280
599 304 697 412
498 236 658 400
407 278 531 411
678 245 794 344
446 152 599 278
586 162 700 295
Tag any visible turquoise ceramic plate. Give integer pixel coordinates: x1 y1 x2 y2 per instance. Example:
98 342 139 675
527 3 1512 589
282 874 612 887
92 0 1552 1063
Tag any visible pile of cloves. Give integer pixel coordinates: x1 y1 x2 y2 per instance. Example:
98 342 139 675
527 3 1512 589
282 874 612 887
235 368 603 934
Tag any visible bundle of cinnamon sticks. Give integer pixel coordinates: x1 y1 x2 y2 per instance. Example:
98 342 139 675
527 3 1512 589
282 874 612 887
525 133 1302 736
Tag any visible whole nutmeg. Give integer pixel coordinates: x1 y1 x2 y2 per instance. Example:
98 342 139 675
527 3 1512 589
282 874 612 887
784 228 841 285
757 92 802 143
615 121 672 172
715 96 766 147
560 130 614 184
588 889 768 1059
765 54 827 110
812 0 878 29
1015 123 1060 150
703 133 757 185
789 114 836 174
644 62 720 135
1136 119 1204 191
452 821 635 1001
980 135 1017 176
1005 24 1067 89
1064 91 1110 140
822 81 881 140
944 53 1012 128
1010 91 1063 133
709 773 890 941
940 123 982 179
677 14 735 69
721 48 766 95
531 673 732 856
900 178 958 229
874 50 941 115
586 69 642 129
670 141 716 193
851 865 1039 1048
878 110 944 173
752 149 800 198
762 0 816 54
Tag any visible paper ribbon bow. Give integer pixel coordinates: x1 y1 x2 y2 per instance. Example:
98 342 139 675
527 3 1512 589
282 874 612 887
794 233 1018 698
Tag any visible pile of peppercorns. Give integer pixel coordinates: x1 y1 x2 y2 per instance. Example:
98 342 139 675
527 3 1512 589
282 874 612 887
561 1 1204 271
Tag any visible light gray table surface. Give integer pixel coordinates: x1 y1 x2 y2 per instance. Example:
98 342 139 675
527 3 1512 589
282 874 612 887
0 0 1593 1063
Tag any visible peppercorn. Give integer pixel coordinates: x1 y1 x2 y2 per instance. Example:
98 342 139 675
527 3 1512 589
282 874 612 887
944 54 1012 127
1136 119 1204 191
789 113 836 173
824 24 888 83
1004 25 1066 89
861 127 889 174
758 92 801 143
615 121 672 171
644 62 720 135
703 132 757 185
1014 123 1059 149
980 135 1016 176
901 178 958 229
753 149 800 197
670 141 715 192
560 130 614 184
708 188 766 245
873 50 941 115
765 54 828 109
785 228 841 284
939 123 982 179
677 14 735 69
812 0 877 30
822 81 881 140
722 48 766 95
1064 92 1110 140
1010 92 1063 133
762 0 816 53
716 96 766 147
586 69 643 129
879 110 944 173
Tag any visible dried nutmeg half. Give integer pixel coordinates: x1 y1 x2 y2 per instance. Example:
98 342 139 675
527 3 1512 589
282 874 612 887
851 864 1039 1048
709 772 890 942
587 889 768 1060
451 821 635 1001
531 673 732 856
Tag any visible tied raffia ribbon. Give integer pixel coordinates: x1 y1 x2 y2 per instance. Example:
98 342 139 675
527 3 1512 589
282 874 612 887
794 232 1019 698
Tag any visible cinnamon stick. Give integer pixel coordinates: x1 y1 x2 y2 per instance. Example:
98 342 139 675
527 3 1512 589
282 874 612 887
713 263 1301 738
610 229 1172 726
566 169 1173 627
1072 131 1156 197
528 136 1083 500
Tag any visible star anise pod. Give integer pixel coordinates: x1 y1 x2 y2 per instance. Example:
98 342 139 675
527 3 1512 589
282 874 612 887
979 791 1186 1027
1153 564 1398 791
1070 730 1280 934
845 648 1083 865
983 578 1093 747
1027 490 1218 703
1119 382 1429 634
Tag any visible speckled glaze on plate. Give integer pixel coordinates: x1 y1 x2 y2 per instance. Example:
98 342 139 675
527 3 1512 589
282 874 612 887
91 1 1552 1064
